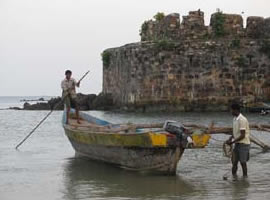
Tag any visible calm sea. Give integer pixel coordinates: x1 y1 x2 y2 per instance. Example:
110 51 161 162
0 96 53 109
0 96 270 200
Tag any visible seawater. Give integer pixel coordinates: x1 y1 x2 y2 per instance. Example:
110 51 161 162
0 97 270 200
0 96 53 109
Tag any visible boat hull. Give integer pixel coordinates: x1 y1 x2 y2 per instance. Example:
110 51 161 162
64 128 184 175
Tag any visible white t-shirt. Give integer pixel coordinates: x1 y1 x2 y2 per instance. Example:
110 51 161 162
233 113 250 144
61 78 78 98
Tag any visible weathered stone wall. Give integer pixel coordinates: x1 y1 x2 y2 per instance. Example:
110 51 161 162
102 11 270 112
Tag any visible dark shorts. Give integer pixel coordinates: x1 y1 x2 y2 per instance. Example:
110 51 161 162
232 143 250 163
63 95 78 109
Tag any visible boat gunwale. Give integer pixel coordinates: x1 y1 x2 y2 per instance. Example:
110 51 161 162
63 123 171 135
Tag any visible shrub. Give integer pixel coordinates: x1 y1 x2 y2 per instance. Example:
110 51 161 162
213 11 225 37
101 51 111 68
154 39 175 51
154 12 165 21
140 21 148 36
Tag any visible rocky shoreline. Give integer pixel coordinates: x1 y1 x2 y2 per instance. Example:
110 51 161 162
9 93 115 111
7 93 270 113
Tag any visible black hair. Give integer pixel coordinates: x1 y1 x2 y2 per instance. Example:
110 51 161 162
231 103 241 111
65 70 72 75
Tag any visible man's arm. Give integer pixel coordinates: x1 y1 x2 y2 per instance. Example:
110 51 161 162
72 79 80 88
226 135 234 144
229 130 245 145
76 80 80 87
228 118 246 145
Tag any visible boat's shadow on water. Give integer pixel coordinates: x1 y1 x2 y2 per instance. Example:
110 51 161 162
62 157 198 200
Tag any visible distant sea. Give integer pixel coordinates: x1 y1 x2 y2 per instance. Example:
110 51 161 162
0 96 55 109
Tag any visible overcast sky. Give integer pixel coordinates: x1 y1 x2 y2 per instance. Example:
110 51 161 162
0 0 269 96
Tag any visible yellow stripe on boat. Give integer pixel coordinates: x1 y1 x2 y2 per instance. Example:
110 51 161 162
65 128 169 147
149 133 167 147
192 134 211 148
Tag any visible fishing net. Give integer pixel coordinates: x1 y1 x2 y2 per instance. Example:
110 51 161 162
223 141 232 158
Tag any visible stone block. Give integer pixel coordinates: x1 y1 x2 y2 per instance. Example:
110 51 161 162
246 16 264 38
210 12 243 36
263 17 270 38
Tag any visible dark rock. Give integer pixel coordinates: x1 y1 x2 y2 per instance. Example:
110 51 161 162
23 102 50 110
9 107 22 110
48 97 63 110
92 93 114 110
38 97 45 101
22 93 115 111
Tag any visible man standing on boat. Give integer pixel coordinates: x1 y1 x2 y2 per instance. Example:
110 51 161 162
226 103 250 178
61 70 80 124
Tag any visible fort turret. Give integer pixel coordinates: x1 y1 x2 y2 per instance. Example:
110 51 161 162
102 10 270 112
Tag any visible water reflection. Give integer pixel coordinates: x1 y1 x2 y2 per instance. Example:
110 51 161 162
62 157 198 200
231 179 250 200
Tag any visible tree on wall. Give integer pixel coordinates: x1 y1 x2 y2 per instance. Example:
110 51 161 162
154 12 165 21
140 21 148 37
213 10 225 37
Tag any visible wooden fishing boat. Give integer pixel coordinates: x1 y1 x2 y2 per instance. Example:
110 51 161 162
62 110 211 175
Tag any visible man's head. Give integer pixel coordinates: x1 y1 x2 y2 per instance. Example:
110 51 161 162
231 103 241 117
65 70 72 80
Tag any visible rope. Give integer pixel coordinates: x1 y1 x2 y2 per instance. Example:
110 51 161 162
211 137 226 143
222 141 233 180
223 141 232 158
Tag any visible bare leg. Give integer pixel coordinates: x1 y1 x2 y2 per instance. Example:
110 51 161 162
231 150 238 176
76 107 80 124
66 107 70 124
240 162 248 177
232 161 238 176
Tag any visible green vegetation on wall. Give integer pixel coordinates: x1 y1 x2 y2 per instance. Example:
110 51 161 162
140 21 148 36
154 12 165 21
213 11 225 37
101 51 111 68
154 39 176 51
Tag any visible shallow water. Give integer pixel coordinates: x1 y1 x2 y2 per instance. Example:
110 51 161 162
0 110 270 200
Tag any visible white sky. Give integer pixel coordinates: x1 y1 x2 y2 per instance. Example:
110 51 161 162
0 0 269 96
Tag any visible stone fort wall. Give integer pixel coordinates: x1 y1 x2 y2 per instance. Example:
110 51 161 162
102 10 270 111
